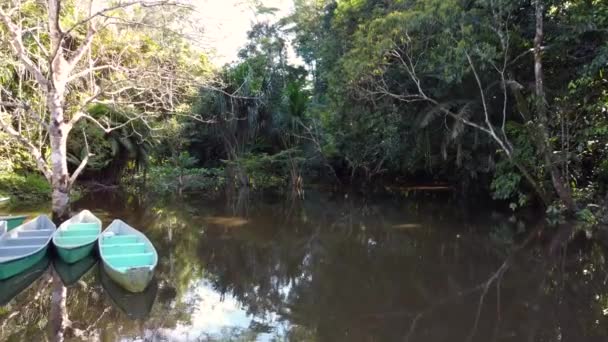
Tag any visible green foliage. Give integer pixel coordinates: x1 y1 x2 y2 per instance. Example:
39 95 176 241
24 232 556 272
0 173 50 202
66 103 155 183
4 0 605 219
491 169 522 201
146 165 225 195
490 123 538 208
225 150 304 190
546 203 567 227
577 208 598 226
0 134 38 174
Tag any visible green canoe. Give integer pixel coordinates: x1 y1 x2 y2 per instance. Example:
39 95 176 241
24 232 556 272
0 215 28 231
99 219 158 293
53 210 102 264
0 215 56 280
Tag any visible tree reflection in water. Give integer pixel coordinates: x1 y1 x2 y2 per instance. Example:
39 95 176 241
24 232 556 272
0 190 607 341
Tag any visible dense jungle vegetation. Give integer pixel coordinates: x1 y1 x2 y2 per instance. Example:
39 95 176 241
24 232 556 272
1 0 607 221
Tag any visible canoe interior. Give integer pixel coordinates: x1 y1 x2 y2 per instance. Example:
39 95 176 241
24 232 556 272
1 216 28 230
55 222 101 247
0 216 54 262
100 234 155 272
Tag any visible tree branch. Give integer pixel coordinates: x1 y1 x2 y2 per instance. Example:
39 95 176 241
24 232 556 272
0 113 51 180
0 8 49 88
67 27 97 69
67 64 123 83
69 128 92 186
63 0 189 35
46 0 64 61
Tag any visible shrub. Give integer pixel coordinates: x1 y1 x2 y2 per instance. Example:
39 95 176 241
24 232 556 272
145 165 225 194
0 173 51 202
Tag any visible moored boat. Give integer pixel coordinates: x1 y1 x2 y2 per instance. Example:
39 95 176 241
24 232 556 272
0 215 28 231
0 215 55 280
53 210 102 264
98 219 158 293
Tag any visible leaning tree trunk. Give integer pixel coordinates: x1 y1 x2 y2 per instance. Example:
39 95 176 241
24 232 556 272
48 88 71 220
533 0 575 212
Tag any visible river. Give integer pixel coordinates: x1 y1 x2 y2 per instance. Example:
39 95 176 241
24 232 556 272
0 189 607 341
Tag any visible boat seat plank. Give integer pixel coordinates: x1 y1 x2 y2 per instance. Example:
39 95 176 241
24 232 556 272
1 237 49 247
56 234 98 239
55 235 98 246
0 245 42 249
67 222 99 229
101 235 139 245
102 243 146 254
105 252 154 268
0 246 41 257
58 228 100 237
18 229 54 238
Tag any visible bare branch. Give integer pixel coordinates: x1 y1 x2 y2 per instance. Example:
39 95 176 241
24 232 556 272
67 64 123 83
0 8 49 88
67 27 97 69
63 0 191 35
69 128 92 186
0 113 51 180
71 110 150 134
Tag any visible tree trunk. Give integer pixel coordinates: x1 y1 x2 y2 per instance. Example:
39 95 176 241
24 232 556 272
48 89 71 220
533 0 575 212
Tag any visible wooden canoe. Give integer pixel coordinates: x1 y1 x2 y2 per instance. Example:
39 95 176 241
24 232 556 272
0 215 55 280
0 215 28 231
98 219 158 293
53 210 102 264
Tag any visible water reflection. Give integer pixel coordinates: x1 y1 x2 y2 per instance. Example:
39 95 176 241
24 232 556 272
0 256 49 306
99 267 158 320
0 190 608 341
53 256 97 287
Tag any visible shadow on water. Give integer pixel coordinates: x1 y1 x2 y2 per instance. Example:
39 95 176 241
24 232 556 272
53 256 97 287
1 189 608 341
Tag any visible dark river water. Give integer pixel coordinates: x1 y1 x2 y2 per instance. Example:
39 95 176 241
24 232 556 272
1 189 608 341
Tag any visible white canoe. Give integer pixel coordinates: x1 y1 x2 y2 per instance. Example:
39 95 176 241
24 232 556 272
0 215 56 279
98 219 158 293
